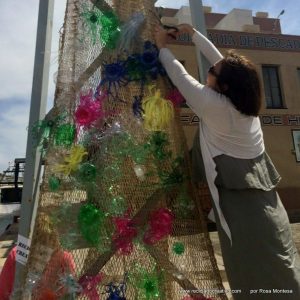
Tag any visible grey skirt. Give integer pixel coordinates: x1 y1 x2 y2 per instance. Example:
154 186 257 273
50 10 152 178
191 130 300 299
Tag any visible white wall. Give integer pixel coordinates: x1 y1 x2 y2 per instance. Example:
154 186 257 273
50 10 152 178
214 9 253 32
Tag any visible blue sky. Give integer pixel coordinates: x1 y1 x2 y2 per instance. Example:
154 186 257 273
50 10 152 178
0 0 299 172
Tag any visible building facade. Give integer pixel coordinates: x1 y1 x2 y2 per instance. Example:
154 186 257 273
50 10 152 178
162 6 300 219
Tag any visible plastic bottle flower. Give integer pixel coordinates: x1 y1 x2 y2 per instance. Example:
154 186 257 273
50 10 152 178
100 11 121 49
140 41 166 80
54 124 76 147
105 279 127 300
145 131 171 161
118 12 145 52
166 88 185 108
112 213 138 255
125 41 166 84
143 208 174 245
172 242 185 255
129 264 164 300
97 60 128 99
142 87 174 131
75 90 105 129
78 203 108 248
158 156 185 187
78 273 104 300
55 145 88 176
32 114 67 154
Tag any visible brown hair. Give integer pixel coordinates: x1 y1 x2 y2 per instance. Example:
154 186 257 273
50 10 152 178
217 50 262 117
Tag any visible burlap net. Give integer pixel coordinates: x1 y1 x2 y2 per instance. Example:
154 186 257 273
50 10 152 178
20 0 228 299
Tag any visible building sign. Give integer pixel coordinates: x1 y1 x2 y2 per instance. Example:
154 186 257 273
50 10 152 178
180 113 300 127
260 115 300 126
180 113 200 125
171 30 300 53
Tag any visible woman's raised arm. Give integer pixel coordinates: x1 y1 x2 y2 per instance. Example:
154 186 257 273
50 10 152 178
176 23 223 65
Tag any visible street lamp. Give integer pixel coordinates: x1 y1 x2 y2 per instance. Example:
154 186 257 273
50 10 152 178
273 9 285 32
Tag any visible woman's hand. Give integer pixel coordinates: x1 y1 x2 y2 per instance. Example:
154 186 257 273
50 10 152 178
154 26 177 49
176 23 195 36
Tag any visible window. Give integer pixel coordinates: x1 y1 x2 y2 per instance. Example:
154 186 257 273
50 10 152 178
292 130 300 162
262 66 284 108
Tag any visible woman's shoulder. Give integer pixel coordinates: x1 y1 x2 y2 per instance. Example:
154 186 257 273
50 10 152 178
202 85 233 108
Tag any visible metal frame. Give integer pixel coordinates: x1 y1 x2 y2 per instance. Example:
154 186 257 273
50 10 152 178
12 0 55 297
189 0 210 83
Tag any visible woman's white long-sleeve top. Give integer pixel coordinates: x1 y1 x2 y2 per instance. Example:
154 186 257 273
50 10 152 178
159 31 265 243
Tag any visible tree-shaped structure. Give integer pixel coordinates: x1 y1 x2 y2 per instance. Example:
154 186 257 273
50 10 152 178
20 1 227 299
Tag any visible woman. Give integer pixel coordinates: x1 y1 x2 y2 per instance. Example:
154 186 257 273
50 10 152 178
155 24 300 299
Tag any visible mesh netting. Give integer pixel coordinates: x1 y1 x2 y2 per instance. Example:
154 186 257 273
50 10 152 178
20 0 227 299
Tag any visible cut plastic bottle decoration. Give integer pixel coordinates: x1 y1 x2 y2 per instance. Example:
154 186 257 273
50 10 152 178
78 162 97 182
32 119 54 154
105 280 127 300
54 124 76 147
143 208 174 245
78 273 104 300
48 175 61 192
126 54 146 82
174 189 195 218
132 95 144 119
172 242 185 255
75 90 105 129
81 4 102 44
32 114 66 155
55 145 88 176
118 12 145 52
37 289 57 300
112 213 138 255
50 203 82 250
133 164 146 181
142 87 174 131
78 203 108 247
126 41 166 84
24 272 41 294
57 274 82 299
98 60 128 99
130 145 149 165
97 42 167 101
140 41 166 80
129 264 164 300
107 195 127 216
100 11 121 49
159 156 185 188
166 88 185 108
146 131 171 161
